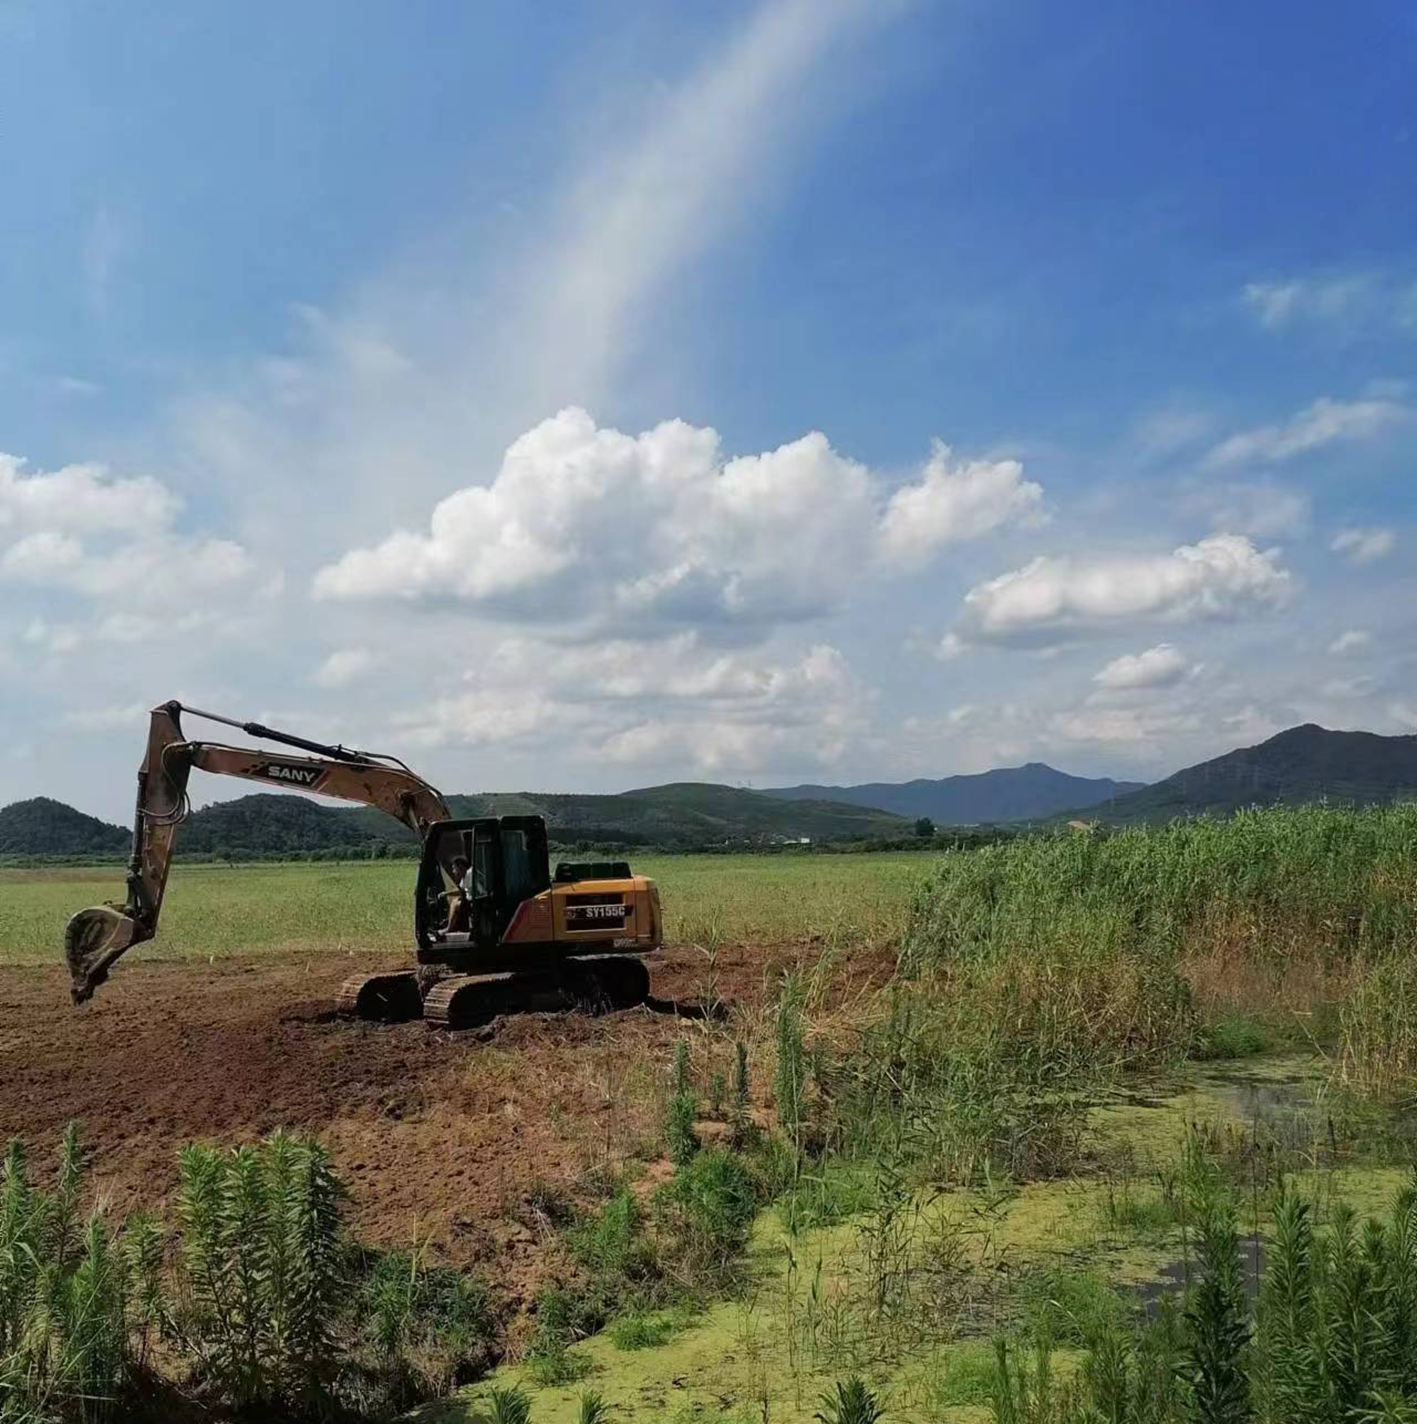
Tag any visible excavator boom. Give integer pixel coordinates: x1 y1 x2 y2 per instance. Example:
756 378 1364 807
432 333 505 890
65 701 450 1003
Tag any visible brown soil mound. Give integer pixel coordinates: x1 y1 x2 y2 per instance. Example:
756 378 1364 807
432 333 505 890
0 941 793 1289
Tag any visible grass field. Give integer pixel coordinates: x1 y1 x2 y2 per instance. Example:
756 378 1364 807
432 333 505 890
0 850 934 965
10 808 1417 1423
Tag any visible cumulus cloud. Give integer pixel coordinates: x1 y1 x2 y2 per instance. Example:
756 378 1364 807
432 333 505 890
1093 643 1191 691
392 633 867 778
1331 526 1396 565
877 441 1044 568
1203 396 1407 469
945 534 1292 652
0 453 177 536
1328 629 1372 656
0 451 256 609
314 408 1041 635
312 647 376 689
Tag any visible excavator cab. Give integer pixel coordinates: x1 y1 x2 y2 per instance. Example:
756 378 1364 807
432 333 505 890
415 816 551 954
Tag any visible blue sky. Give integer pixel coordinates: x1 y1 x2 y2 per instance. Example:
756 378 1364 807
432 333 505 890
1 0 1413 820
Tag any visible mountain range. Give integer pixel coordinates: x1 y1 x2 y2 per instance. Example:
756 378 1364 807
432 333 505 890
766 764 1143 824
5 724 1417 861
1079 724 1417 824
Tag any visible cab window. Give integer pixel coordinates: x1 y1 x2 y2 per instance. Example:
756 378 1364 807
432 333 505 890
501 828 536 903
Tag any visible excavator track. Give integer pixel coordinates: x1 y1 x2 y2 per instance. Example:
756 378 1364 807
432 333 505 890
422 956 651 1031
336 971 424 1022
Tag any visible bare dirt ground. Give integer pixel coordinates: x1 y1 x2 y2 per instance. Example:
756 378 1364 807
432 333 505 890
0 941 805 1301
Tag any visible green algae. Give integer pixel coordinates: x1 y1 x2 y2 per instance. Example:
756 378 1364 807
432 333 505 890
426 1051 1417 1424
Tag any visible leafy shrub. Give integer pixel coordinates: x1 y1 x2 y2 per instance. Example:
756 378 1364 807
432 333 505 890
175 1132 344 1412
567 1189 661 1290
471 1382 533 1424
0 1126 160 1423
1020 1268 1128 1348
656 1148 760 1284
608 1310 687 1350
665 1039 700 1166
1195 1015 1269 1061
815 1374 885 1424
0 1125 501 1422
353 1246 497 1406
578 1388 613 1423
524 1339 591 1385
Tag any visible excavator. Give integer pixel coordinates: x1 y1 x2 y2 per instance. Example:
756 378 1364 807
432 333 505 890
64 701 663 1028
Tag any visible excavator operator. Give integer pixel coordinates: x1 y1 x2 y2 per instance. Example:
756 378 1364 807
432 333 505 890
445 854 472 934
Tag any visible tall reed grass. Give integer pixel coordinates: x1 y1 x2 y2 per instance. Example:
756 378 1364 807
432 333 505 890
900 805 1417 1090
904 805 1417 974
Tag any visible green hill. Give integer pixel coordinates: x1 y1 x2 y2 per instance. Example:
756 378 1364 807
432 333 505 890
1 782 911 862
447 782 910 847
1085 724 1417 825
0 797 129 859
179 794 394 857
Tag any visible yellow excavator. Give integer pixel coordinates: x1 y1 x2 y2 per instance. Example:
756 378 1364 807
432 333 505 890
64 701 662 1028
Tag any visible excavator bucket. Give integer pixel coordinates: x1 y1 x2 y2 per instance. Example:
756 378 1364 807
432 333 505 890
65 904 146 1004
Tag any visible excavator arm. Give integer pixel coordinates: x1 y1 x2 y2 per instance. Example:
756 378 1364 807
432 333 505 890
65 701 450 1004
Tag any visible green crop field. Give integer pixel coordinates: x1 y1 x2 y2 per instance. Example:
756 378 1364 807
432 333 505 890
0 851 934 966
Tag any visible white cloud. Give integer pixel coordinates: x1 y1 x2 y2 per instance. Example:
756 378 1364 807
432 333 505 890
518 0 880 402
1242 275 1374 330
1320 676 1375 699
1180 477 1310 539
391 634 867 779
599 643 863 773
0 450 256 609
81 203 131 317
315 408 1041 635
1131 408 1215 462
877 440 1044 569
1331 526 1396 565
312 647 376 689
21 618 82 655
1050 705 1203 746
1093 643 1191 691
61 703 151 732
1241 271 1417 338
1391 702 1417 732
0 453 177 536
1328 629 1372 656
1204 396 1407 469
947 534 1292 651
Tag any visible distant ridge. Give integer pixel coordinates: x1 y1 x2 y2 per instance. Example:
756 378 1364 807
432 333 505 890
0 797 128 858
0 782 912 861
766 764 1145 824
1084 725 1417 824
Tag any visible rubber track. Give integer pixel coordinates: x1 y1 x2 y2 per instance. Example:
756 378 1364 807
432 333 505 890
422 958 652 1030
422 972 571 1030
336 971 423 1022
